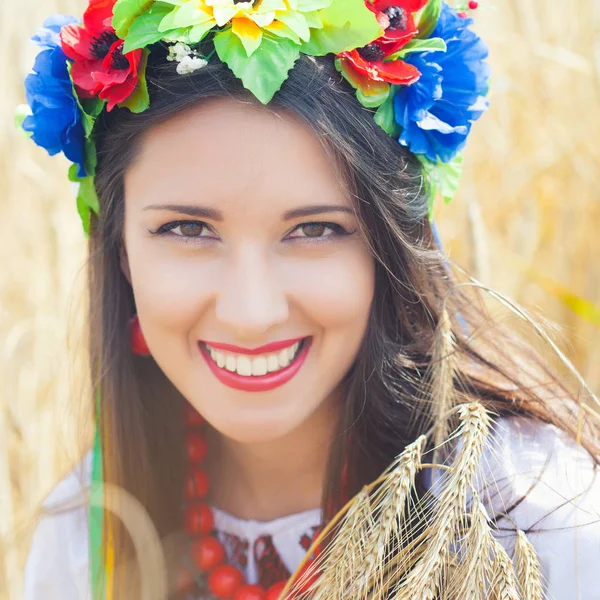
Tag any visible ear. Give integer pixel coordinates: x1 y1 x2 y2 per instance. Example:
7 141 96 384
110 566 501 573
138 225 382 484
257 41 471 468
120 243 132 286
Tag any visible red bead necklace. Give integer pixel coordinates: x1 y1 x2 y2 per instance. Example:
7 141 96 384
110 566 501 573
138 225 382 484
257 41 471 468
180 403 313 600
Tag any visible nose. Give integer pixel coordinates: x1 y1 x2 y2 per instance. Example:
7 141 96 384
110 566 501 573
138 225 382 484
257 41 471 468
215 246 289 340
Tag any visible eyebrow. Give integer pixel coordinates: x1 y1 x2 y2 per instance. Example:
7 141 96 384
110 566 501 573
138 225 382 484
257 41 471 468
283 205 354 220
142 204 355 221
143 204 224 221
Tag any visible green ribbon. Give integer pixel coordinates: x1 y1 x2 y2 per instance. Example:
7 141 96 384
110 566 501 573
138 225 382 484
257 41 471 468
90 388 107 600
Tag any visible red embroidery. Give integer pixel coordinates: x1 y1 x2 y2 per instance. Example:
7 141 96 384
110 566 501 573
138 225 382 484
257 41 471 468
300 525 320 551
219 531 249 571
254 535 291 589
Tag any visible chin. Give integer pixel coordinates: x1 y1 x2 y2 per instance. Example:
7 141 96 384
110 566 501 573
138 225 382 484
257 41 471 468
218 417 300 445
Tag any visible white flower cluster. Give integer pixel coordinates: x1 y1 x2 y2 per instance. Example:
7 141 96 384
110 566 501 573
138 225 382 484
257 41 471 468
166 42 208 75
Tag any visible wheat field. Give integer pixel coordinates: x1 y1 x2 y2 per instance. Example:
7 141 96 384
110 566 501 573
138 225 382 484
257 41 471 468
1 1 599 598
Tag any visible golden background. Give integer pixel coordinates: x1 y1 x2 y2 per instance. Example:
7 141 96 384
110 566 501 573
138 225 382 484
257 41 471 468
1 0 599 597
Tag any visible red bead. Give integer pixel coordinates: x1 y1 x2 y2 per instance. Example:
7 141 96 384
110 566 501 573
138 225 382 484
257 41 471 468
266 582 288 600
192 535 225 572
176 567 194 592
185 503 214 535
185 466 209 500
184 403 206 427
468 0 479 8
129 316 151 356
233 584 266 600
187 431 208 463
208 564 244 599
458 10 469 17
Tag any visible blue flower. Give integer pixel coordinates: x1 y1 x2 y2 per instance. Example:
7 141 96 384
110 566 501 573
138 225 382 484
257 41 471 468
393 3 491 163
22 15 88 177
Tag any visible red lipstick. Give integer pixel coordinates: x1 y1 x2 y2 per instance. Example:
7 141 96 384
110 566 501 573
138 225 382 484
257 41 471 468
198 337 312 393
201 337 306 356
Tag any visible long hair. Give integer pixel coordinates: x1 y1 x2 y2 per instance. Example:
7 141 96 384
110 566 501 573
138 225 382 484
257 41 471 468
88 51 598 596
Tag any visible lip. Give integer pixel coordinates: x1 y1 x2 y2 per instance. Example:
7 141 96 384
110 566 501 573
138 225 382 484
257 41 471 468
201 336 306 356
199 337 312 393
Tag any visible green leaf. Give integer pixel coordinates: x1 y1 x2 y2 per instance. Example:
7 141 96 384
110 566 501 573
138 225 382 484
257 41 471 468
80 97 106 119
276 11 310 42
67 62 106 140
214 30 300 104
296 0 331 10
119 49 150 114
123 2 173 52
335 57 390 108
14 105 33 138
374 87 401 137
416 0 441 40
69 165 100 236
300 0 382 55
386 37 446 61
84 138 98 178
113 0 156 38
417 153 464 219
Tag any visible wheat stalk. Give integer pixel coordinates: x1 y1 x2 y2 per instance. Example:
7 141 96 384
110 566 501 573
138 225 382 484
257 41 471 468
515 530 544 600
451 498 494 599
346 436 427 599
489 540 521 600
430 308 458 466
306 488 373 600
390 403 491 600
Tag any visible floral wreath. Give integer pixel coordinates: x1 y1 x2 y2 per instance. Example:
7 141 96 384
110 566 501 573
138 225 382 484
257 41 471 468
17 0 490 235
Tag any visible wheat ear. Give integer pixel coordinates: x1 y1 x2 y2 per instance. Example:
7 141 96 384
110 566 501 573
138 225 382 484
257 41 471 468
347 435 427 599
451 498 494 599
430 308 458 466
515 530 544 600
391 402 492 600
489 539 521 600
306 487 373 600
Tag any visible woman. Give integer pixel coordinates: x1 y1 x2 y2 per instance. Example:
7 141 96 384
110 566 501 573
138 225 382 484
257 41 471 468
20 0 600 598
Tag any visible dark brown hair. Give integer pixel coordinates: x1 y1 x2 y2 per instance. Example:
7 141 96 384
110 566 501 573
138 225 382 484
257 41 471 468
88 51 598 597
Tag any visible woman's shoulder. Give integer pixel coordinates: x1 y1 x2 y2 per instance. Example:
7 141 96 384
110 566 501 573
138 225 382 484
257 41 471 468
480 414 599 522
22 449 93 600
478 415 600 598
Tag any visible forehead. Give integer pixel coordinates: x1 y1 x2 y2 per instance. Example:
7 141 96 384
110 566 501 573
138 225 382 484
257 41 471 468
124 98 351 214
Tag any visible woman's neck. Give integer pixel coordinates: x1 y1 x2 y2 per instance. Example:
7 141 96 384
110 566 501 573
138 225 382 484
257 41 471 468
205 398 339 522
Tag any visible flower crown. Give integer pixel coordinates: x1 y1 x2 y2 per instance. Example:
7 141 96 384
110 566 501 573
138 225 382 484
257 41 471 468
18 0 490 235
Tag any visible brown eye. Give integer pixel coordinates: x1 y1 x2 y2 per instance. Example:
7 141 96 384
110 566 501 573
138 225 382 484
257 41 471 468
301 223 328 237
178 223 204 237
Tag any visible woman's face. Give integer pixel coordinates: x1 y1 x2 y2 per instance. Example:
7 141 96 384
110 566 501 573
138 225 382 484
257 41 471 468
121 98 375 444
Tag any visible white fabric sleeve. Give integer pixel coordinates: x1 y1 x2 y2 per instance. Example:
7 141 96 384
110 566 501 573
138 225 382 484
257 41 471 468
477 416 600 600
22 451 93 600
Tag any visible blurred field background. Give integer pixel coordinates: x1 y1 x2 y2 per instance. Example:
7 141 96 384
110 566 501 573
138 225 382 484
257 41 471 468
1 0 599 598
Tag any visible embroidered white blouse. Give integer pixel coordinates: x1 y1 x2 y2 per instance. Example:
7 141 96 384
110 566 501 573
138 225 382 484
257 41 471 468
22 417 600 599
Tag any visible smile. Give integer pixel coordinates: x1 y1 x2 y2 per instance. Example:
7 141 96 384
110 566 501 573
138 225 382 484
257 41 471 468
198 338 312 392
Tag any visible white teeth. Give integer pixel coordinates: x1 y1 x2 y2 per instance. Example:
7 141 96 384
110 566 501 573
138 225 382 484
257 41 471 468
236 356 252 376
251 356 268 376
205 340 305 377
215 351 226 368
278 348 291 368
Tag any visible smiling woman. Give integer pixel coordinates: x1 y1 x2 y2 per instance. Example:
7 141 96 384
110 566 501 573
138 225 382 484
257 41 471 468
19 1 600 599
119 98 374 439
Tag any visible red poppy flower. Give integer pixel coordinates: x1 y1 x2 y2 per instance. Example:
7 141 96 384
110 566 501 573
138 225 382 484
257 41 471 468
338 1 427 88
340 44 421 85
367 0 429 52
60 0 142 111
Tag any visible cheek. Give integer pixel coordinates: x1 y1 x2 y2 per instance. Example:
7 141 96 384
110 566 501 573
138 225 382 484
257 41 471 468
284 246 375 330
125 238 220 345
